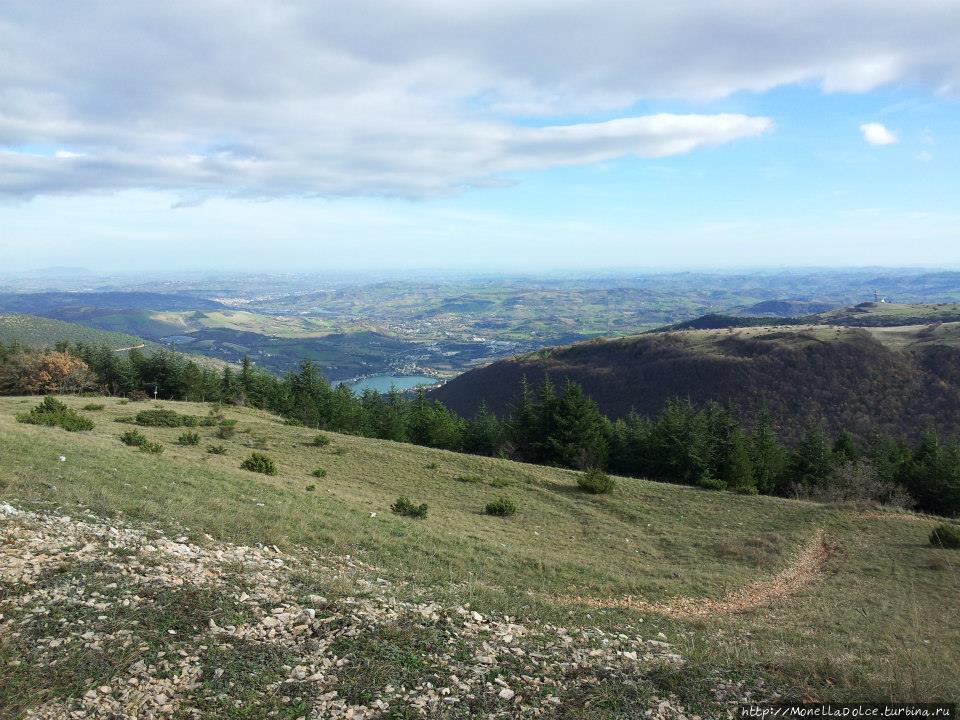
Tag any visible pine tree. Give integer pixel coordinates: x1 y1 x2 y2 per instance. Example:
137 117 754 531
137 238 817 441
750 414 787 494
719 426 756 493
786 423 834 492
541 380 610 469
833 429 859 465
463 402 504 456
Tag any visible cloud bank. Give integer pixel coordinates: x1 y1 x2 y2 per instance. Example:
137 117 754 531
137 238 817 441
1 1 957 199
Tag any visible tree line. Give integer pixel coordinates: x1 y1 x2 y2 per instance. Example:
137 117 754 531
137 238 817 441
2 339 958 516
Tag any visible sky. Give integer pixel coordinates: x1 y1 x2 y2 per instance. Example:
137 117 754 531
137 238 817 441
1 0 959 273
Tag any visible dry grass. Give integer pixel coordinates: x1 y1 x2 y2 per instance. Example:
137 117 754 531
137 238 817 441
1 395 958 704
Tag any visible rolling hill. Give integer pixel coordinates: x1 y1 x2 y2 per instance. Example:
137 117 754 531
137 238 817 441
0 313 155 351
1 396 957 715
431 306 960 442
0 313 233 372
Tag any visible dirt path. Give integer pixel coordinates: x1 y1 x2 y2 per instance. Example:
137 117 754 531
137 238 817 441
567 529 835 618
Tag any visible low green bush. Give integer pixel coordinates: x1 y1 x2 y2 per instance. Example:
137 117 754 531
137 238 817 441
455 474 482 484
698 473 727 491
312 468 328 478
330 447 347 456
305 484 316 492
391 496 428 519
485 497 517 517
578 469 616 494
136 409 198 427
207 444 227 455
216 425 236 440
177 431 200 446
82 403 105 411
119 429 147 447
241 452 278 476
311 433 331 447
425 462 439 470
16 397 95 432
930 524 960 549
283 418 304 427
114 415 136 424
139 440 164 454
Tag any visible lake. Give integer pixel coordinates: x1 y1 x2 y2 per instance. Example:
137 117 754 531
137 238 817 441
347 374 439 394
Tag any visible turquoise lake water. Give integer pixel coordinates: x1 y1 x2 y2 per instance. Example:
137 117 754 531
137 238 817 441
347 374 439 394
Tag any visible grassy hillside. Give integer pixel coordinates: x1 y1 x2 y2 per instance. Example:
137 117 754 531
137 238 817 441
0 313 152 351
432 320 960 442
1 396 958 716
817 302 960 327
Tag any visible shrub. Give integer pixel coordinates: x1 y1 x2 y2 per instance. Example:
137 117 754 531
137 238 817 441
16 397 95 432
207 444 227 455
312 468 328 478
139 441 164 454
216 425 236 440
305 484 316 492
930 524 960 549
82 403 105 411
793 461 915 509
283 418 304 427
220 418 238 427
330 447 347 456
455 474 482 484
241 452 278 476
118 398 130 405
485 497 517 517
177 431 200 446
698 473 727 491
311 433 331 447
136 409 199 427
120 429 147 447
578 469 616 494
114 415 136 424
425 462 439 470
391 496 428 519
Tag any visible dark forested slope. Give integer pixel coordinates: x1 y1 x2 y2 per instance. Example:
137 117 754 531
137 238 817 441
431 323 960 442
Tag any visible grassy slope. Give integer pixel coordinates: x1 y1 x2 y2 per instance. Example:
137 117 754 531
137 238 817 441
0 313 153 351
1 396 958 704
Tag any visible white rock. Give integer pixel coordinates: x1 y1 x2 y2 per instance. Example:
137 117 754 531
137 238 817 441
498 688 515 701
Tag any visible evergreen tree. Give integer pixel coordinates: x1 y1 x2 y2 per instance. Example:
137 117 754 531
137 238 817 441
833 429 859 465
750 414 787 494
719 426 756 493
540 380 610 469
508 376 539 461
785 423 834 492
463 402 505 456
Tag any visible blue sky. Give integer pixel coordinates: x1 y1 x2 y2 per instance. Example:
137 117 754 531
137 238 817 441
1 1 958 272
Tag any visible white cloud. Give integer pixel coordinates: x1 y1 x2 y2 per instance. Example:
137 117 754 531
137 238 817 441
0 1 956 199
860 122 899 145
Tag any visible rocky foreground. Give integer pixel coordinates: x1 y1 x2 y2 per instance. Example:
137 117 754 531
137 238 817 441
0 503 766 718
